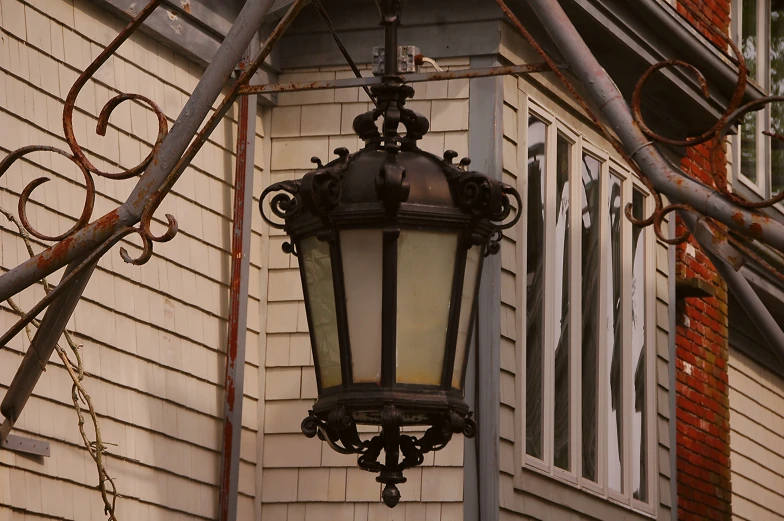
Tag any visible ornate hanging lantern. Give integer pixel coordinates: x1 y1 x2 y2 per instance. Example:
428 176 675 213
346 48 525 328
259 0 520 507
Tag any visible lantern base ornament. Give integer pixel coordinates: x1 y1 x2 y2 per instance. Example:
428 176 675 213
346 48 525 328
301 405 476 507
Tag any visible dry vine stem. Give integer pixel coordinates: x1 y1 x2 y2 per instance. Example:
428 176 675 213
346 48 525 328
1 207 120 520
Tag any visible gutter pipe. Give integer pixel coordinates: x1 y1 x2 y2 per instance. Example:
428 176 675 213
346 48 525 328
516 0 784 255
0 0 282 304
682 212 784 363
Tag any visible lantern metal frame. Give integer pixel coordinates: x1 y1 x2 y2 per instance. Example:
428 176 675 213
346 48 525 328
258 1 521 507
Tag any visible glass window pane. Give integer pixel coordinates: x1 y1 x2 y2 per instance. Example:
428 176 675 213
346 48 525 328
396 231 458 385
632 190 648 502
607 174 624 493
301 236 342 389
526 117 547 460
554 135 571 471
341 229 384 384
453 246 482 389
771 1 784 194
740 112 759 184
581 153 601 482
742 0 758 80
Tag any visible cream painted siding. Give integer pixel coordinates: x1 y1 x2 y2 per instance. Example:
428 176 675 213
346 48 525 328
497 29 673 520
0 0 264 519
260 62 470 521
729 349 784 521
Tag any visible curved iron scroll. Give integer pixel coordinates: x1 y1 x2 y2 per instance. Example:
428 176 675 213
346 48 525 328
629 1 784 243
0 0 176 251
302 405 476 507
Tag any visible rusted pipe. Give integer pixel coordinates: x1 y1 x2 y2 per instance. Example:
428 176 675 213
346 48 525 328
0 0 293 304
238 63 555 96
217 73 258 521
682 212 784 362
508 0 784 254
1 257 98 442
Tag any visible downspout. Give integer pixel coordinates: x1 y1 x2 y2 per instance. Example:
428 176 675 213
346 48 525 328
681 212 784 362
218 62 259 520
510 0 784 254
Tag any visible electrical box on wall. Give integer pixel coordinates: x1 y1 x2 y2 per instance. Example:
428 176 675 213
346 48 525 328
372 46 420 75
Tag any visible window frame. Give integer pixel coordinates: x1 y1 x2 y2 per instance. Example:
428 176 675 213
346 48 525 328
514 95 658 518
732 0 784 210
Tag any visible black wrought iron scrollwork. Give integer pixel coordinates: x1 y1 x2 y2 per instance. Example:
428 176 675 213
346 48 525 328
301 406 477 508
259 147 353 235
443 150 523 233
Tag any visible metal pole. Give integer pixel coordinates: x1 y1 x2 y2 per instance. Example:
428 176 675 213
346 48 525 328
0 0 282 303
682 213 784 362
513 0 784 254
217 71 258 521
0 258 98 444
238 63 556 96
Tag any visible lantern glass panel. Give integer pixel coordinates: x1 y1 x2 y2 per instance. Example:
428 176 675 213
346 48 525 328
396 230 459 385
300 236 342 389
452 245 482 389
340 228 384 384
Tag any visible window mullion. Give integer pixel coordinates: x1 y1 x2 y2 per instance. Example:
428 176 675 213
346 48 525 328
622 172 634 503
598 160 610 497
571 136 584 483
544 121 559 471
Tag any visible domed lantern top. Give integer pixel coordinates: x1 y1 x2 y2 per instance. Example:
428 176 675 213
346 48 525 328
258 3 520 509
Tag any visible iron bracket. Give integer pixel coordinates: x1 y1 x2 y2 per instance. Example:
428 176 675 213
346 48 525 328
1 433 51 457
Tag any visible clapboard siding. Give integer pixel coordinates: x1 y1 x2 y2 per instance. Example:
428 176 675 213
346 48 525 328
729 348 784 521
0 0 264 519
259 61 471 521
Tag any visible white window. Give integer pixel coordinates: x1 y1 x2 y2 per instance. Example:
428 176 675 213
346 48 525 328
520 101 657 514
732 0 784 198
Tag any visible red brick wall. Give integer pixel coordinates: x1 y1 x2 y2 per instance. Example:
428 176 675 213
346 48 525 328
673 3 732 517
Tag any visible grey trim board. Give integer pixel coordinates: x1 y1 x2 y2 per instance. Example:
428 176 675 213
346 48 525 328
468 55 504 521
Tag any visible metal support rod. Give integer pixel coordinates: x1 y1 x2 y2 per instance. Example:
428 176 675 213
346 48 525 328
516 0 784 254
218 77 258 521
238 63 555 96
382 0 401 77
682 212 784 363
0 258 98 444
0 0 282 304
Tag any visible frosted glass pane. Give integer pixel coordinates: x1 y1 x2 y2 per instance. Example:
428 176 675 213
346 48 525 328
396 231 458 385
341 229 383 384
452 246 482 389
301 236 342 389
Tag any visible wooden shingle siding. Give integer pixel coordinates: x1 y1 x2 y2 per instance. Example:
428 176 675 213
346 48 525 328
729 349 784 521
260 61 471 521
0 0 265 518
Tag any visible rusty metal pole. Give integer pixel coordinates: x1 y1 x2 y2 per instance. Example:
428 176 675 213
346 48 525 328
682 212 784 362
218 63 258 521
0 0 282 304
0 258 98 444
510 0 784 254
